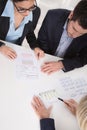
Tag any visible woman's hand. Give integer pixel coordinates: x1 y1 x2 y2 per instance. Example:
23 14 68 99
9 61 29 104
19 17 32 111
34 47 45 59
31 96 52 119
0 45 17 59
64 99 78 115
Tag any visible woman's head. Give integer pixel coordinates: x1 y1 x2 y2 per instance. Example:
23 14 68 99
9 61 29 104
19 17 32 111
12 0 37 16
76 95 87 130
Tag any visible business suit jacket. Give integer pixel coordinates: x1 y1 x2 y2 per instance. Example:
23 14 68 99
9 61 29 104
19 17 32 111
40 118 55 130
0 0 40 48
37 9 87 72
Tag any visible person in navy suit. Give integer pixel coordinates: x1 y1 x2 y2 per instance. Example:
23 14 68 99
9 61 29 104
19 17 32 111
0 0 44 59
31 95 87 130
35 0 87 73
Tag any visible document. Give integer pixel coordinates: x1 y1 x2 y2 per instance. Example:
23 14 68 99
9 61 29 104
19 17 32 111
38 85 65 105
58 76 87 101
38 75 87 104
14 48 40 79
39 89 59 103
6 42 40 79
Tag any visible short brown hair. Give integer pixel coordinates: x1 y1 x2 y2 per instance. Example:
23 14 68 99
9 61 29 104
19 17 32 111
71 0 87 29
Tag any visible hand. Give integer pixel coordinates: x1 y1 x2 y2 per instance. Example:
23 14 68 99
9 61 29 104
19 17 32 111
0 45 17 59
31 96 52 119
34 47 45 59
64 99 78 115
41 61 64 74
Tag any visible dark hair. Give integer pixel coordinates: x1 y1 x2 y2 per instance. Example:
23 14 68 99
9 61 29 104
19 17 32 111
13 0 33 2
71 0 87 29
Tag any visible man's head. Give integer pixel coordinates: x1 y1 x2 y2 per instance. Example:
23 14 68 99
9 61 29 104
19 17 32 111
67 0 87 38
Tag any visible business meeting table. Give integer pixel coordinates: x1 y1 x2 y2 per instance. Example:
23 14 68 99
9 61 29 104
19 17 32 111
0 41 87 130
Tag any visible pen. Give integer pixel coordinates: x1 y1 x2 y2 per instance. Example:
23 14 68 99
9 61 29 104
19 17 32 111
58 97 64 102
58 97 69 105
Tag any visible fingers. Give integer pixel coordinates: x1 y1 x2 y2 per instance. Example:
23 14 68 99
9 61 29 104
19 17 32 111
33 96 44 108
0 45 17 59
37 51 45 59
64 99 77 106
34 47 45 59
31 96 52 119
6 50 17 59
64 99 78 115
41 62 59 74
31 96 45 118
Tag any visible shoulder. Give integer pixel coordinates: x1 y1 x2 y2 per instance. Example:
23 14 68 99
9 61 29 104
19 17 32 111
75 33 87 42
31 7 41 26
0 0 7 15
46 9 70 20
33 6 41 17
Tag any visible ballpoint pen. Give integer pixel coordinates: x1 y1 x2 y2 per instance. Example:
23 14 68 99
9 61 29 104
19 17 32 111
58 97 69 105
58 97 64 102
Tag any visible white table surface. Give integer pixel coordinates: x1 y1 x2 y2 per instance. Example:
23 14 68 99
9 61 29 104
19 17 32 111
0 43 86 130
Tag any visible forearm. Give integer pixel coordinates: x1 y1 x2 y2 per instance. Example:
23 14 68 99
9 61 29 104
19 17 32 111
40 118 55 130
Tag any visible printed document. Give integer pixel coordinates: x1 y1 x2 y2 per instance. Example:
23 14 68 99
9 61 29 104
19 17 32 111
14 48 40 79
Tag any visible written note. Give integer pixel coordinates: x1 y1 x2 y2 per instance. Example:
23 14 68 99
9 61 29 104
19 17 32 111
59 76 87 100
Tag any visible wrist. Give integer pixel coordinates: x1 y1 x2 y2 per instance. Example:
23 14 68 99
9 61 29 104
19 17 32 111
58 61 64 69
0 41 5 47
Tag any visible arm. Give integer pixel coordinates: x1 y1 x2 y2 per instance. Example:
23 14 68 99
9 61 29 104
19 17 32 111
26 7 41 49
64 99 78 115
62 36 87 72
0 41 17 59
40 118 55 130
36 11 51 54
31 96 55 130
26 7 45 59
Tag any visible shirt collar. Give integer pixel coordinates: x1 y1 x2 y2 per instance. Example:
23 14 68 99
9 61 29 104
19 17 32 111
63 19 69 30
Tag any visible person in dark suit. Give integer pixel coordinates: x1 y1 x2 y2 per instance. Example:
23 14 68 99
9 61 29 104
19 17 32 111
0 0 44 59
31 95 87 130
35 0 87 73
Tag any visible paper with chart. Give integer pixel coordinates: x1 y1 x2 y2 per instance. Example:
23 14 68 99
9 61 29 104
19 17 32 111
38 89 64 104
58 76 87 101
13 46 40 79
39 89 58 102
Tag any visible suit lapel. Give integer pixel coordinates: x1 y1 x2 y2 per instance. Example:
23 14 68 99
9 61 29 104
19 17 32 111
54 22 64 53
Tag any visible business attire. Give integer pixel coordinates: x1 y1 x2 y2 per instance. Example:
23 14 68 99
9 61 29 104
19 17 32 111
36 9 87 72
0 0 40 49
40 118 55 130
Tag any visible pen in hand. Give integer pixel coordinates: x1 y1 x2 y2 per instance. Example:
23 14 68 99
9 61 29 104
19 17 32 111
58 97 64 102
58 97 68 105
58 97 69 106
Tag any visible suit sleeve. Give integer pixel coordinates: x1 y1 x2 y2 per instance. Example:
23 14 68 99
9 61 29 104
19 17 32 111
36 11 52 53
0 41 5 46
62 37 87 72
40 118 55 130
26 7 41 49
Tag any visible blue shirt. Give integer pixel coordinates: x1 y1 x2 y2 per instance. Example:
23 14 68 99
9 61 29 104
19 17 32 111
1 0 33 43
55 20 73 58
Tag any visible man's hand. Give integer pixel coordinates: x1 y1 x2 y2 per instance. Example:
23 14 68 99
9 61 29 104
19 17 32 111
0 45 17 59
34 47 45 59
64 99 78 115
41 61 64 74
31 96 52 119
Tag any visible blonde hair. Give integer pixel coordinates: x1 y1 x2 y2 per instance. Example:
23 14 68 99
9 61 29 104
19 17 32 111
76 95 87 130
